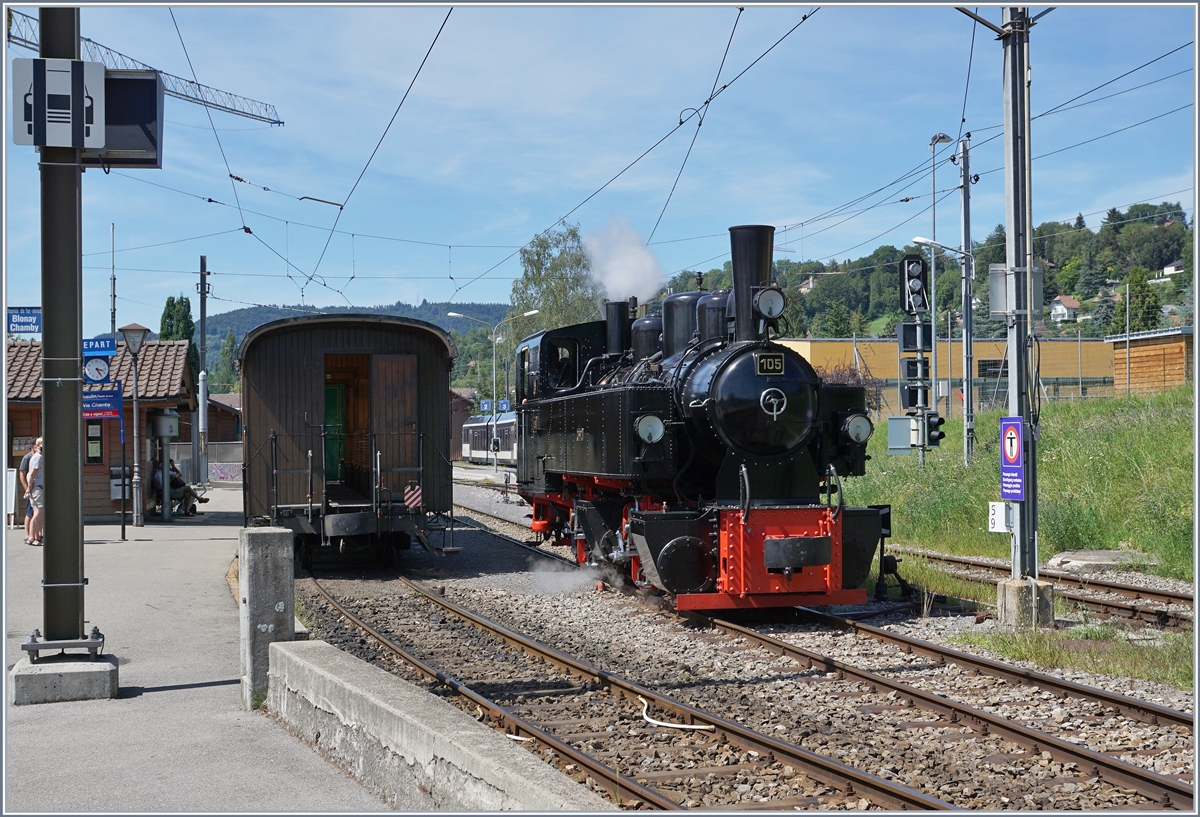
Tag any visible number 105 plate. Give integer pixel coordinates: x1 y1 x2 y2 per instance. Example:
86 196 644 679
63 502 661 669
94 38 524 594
756 352 784 376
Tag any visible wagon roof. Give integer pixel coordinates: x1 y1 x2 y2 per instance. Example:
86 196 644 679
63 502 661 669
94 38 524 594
237 313 457 361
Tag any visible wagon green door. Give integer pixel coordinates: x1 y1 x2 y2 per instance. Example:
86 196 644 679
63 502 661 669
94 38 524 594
324 384 345 482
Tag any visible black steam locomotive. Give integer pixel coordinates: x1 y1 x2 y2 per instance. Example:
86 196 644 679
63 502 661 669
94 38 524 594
515 225 890 610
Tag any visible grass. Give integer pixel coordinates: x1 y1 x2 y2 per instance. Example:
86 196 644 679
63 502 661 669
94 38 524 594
846 385 1194 581
951 625 1194 691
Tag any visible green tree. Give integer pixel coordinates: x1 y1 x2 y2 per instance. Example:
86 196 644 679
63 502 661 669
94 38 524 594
813 300 851 338
503 222 604 362
1112 267 1162 332
208 329 239 393
1093 288 1115 333
160 294 200 392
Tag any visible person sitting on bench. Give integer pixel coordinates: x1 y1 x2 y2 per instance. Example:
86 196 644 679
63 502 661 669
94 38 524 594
152 460 209 515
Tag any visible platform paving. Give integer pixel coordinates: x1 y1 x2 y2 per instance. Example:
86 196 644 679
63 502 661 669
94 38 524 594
4 484 388 812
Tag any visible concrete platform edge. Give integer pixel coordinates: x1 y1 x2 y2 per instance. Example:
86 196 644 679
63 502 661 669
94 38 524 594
268 640 612 811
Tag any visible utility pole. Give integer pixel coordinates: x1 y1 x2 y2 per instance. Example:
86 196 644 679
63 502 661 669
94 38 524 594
110 223 116 337
999 6 1048 626
38 6 87 644
959 137 976 464
196 256 211 486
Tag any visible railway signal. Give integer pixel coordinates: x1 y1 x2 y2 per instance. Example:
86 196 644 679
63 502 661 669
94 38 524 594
924 411 945 447
900 254 929 314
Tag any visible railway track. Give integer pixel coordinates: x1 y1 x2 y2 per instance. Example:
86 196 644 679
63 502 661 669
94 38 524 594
304 572 954 810
893 549 1193 631
307 498 1195 808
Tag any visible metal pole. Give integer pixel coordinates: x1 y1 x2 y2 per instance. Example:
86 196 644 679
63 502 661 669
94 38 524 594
1078 329 1083 398
1002 6 1037 582
39 6 85 641
132 353 143 527
198 255 209 486
110 223 116 338
492 324 498 472
959 137 975 464
930 146 939 415
1125 282 1131 395
916 320 925 467
120 403 126 540
946 310 952 421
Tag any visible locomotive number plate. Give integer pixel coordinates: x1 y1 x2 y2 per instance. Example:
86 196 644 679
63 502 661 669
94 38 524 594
756 352 785 376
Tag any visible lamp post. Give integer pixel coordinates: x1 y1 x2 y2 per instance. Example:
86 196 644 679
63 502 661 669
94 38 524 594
448 309 540 470
929 133 953 414
120 323 150 526
914 237 975 466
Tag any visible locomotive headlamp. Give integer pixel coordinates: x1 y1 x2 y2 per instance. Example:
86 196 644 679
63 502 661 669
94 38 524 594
753 286 786 320
841 413 874 444
635 414 666 444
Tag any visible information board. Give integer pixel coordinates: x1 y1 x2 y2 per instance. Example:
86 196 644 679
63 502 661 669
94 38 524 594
999 416 1024 501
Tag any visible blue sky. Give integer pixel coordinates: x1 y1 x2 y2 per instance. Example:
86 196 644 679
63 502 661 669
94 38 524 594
4 3 1195 338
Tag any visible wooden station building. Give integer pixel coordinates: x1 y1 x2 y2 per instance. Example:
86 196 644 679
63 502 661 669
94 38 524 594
6 339 196 524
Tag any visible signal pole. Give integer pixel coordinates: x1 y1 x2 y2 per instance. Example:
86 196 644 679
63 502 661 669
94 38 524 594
999 6 1049 626
959 137 976 464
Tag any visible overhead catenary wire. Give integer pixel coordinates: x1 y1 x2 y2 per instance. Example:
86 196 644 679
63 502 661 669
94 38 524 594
307 7 453 288
646 6 744 243
450 8 820 299
169 7 247 230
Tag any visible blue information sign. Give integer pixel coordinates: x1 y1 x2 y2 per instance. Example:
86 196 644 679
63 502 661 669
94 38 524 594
83 385 123 419
82 337 117 357
999 416 1024 501
7 307 41 334
498 398 510 412
480 399 492 413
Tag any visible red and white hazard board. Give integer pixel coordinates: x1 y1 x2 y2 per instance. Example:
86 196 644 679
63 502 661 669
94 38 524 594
403 483 423 509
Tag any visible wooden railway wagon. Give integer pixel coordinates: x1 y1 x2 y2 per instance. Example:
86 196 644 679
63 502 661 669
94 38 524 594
239 315 457 566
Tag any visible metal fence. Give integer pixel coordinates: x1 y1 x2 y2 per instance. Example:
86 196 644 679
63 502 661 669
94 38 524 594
875 376 1117 418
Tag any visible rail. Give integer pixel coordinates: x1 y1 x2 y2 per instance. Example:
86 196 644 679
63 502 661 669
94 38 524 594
310 574 957 811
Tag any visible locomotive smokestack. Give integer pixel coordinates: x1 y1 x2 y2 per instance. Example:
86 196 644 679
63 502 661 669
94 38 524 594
729 225 775 342
605 300 632 356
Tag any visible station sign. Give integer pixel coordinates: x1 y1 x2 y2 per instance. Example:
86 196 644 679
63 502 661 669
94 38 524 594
83 385 123 419
82 337 117 357
999 416 1024 501
498 398 510 412
7 306 41 334
480 399 493 413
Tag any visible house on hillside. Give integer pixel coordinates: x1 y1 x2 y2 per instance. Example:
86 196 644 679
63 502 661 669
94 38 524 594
1050 294 1080 323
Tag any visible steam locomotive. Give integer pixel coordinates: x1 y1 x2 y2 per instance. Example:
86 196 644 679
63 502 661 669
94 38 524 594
514 225 890 610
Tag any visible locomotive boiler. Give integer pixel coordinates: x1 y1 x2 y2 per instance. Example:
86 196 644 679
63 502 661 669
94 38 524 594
515 225 889 610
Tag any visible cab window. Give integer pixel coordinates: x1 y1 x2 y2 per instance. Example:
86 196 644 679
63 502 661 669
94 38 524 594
546 340 578 389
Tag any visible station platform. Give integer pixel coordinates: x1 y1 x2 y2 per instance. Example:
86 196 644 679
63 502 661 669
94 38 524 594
4 484 388 812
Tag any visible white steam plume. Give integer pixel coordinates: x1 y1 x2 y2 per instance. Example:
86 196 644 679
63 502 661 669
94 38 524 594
583 216 666 303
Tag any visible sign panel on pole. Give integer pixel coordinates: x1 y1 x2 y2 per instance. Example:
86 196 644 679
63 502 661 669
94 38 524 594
498 398 510 412
480 399 492 413
999 416 1024 501
7 307 41 334
12 58 105 149
82 337 117 357
83 385 123 419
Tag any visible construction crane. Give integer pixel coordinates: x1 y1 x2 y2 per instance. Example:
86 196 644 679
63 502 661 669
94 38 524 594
6 8 283 125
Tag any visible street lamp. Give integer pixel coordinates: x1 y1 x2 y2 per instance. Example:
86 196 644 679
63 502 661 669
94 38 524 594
119 322 150 526
448 309 540 470
914 236 975 465
928 133 953 416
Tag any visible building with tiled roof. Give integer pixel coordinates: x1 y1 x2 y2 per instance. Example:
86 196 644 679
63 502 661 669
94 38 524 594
7 339 195 523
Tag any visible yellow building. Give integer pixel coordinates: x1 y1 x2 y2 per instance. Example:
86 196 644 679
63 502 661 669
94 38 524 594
779 335 1114 415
